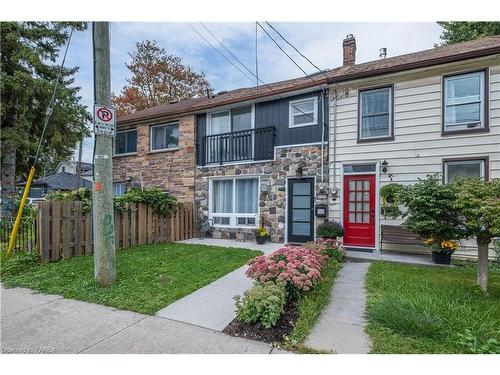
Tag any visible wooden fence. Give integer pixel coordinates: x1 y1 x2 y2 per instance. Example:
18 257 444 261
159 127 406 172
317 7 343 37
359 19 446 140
37 201 196 261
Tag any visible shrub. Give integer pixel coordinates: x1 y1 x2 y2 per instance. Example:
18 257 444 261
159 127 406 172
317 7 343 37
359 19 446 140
234 281 287 329
317 220 344 239
114 187 181 216
0 251 39 277
45 188 92 213
303 239 346 262
380 183 404 219
246 246 326 296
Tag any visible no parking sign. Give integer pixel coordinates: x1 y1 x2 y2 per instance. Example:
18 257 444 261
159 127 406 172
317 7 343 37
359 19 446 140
94 105 116 136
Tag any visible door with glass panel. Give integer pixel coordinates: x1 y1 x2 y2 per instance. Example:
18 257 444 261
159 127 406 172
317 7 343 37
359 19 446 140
343 175 375 247
287 178 314 243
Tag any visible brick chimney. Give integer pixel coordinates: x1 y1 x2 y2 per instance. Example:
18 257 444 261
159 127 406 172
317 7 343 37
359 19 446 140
343 34 356 66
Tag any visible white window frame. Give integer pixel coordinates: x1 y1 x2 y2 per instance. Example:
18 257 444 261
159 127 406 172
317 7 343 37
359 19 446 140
113 182 126 196
207 105 255 135
358 86 393 140
289 97 318 128
208 176 260 228
444 159 486 184
443 71 485 132
150 122 179 151
114 128 137 156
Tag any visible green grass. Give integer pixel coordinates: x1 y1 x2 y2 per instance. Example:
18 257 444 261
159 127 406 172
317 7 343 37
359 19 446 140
365 261 500 353
284 259 342 352
1 243 261 315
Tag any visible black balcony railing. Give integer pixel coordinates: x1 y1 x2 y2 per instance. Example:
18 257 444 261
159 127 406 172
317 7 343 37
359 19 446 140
202 126 274 165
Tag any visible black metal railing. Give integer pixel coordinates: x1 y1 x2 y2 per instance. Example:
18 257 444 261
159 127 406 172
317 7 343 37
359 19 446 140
202 126 274 164
0 216 37 253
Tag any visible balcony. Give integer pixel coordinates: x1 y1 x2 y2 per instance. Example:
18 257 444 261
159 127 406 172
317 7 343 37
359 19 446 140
201 126 274 165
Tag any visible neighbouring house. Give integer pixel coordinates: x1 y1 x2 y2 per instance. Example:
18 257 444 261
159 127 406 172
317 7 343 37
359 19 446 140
17 172 93 199
53 160 94 182
113 34 500 250
327 35 500 257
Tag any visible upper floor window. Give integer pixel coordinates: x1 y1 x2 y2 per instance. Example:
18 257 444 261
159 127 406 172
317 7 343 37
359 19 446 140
151 122 179 151
358 86 393 141
115 129 137 155
443 158 487 183
208 106 253 135
443 71 486 134
289 97 318 128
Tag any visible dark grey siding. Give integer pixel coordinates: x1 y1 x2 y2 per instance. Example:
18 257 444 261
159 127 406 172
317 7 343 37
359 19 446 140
255 91 327 146
196 113 206 165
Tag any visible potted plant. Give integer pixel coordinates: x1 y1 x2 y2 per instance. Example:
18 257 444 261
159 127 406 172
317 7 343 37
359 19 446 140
317 220 344 239
424 238 459 265
255 213 269 244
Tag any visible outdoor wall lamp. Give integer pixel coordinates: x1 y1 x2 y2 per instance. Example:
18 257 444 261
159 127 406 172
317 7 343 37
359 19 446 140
381 160 389 173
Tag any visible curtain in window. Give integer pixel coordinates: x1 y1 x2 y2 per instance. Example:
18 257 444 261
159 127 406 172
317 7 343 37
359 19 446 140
446 161 483 183
212 180 233 213
236 179 258 213
361 88 390 138
153 126 165 150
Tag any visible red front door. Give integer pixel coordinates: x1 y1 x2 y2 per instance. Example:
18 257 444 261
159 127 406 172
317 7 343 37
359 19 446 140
343 175 376 247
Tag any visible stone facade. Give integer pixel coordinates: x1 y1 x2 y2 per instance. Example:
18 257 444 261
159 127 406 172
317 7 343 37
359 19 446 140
195 144 329 243
113 115 196 203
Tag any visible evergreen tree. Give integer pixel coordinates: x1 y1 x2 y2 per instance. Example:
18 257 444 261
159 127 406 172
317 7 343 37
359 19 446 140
1 22 91 216
437 22 500 45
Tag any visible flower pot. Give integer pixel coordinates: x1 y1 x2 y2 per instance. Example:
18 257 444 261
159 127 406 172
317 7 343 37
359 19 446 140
432 251 451 265
255 235 266 245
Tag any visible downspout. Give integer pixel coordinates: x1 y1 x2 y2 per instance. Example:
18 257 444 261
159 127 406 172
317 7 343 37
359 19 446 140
332 89 338 196
321 89 326 183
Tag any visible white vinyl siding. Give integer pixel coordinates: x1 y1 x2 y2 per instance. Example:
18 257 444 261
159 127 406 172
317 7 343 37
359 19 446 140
289 97 318 127
328 59 500 256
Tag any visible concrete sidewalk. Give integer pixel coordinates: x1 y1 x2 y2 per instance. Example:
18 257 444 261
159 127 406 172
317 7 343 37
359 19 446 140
0 285 283 354
305 262 372 353
156 238 281 331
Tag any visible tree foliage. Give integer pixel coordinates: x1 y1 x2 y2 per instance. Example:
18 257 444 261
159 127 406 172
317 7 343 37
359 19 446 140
437 22 500 45
1 22 91 177
397 175 466 242
112 40 213 115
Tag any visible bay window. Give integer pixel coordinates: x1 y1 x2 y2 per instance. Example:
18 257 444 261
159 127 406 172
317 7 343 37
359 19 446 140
443 70 486 133
210 177 259 227
358 86 393 141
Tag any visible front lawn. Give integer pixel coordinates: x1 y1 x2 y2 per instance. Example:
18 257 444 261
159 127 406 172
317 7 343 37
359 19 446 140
365 261 500 354
1 243 261 315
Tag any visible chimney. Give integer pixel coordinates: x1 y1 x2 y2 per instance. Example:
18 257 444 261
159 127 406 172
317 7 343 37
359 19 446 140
343 34 356 66
379 47 387 59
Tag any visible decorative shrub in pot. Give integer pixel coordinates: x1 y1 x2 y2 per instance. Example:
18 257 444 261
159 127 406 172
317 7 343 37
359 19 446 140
317 220 344 239
424 238 459 265
255 226 269 244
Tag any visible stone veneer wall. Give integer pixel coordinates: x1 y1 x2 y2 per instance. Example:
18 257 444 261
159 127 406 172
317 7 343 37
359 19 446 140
195 144 329 243
113 115 196 203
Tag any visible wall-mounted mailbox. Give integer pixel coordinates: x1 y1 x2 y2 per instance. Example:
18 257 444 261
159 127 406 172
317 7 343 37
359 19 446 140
315 204 328 217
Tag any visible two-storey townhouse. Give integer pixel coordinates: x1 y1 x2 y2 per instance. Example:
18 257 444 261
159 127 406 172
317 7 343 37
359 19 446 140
326 35 500 257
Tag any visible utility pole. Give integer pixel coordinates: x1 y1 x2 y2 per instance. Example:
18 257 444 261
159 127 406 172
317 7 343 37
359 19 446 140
92 22 116 286
76 140 83 188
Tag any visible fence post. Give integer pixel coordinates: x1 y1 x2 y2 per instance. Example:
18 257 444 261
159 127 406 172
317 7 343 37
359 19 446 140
38 202 50 262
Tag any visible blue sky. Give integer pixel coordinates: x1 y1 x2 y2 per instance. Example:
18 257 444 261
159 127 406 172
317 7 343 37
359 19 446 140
65 22 443 161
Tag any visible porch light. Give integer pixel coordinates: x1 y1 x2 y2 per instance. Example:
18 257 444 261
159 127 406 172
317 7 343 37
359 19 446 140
381 160 389 173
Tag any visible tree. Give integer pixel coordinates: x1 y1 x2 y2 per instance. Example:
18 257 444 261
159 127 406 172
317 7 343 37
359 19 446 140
453 178 500 294
437 22 500 45
1 22 91 216
112 40 213 115
396 175 467 242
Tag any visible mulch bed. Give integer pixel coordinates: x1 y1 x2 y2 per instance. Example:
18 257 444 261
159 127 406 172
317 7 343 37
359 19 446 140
222 302 299 344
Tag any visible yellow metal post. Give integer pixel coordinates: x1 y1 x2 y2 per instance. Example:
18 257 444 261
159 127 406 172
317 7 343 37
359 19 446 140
7 166 36 256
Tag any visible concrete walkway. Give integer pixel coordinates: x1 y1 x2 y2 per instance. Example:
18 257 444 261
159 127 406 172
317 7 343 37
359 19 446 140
0 285 283 354
345 250 437 266
305 262 371 354
156 238 281 330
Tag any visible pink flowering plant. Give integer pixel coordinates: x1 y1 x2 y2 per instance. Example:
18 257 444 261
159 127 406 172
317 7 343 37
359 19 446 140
246 246 326 298
303 239 346 263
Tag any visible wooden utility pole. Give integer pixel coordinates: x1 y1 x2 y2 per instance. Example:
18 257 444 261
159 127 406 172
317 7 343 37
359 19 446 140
92 22 116 286
76 140 83 188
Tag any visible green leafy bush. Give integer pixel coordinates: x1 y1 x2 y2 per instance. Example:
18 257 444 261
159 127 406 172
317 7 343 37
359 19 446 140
234 281 287 329
45 188 92 213
456 329 500 354
380 183 404 219
316 220 344 238
0 251 39 277
114 187 181 216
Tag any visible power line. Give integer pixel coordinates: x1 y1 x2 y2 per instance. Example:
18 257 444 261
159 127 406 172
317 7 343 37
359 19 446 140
193 22 327 127
264 22 328 79
187 23 255 84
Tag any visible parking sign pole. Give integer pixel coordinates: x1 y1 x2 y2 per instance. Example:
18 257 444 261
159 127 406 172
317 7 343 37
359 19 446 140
92 22 116 286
